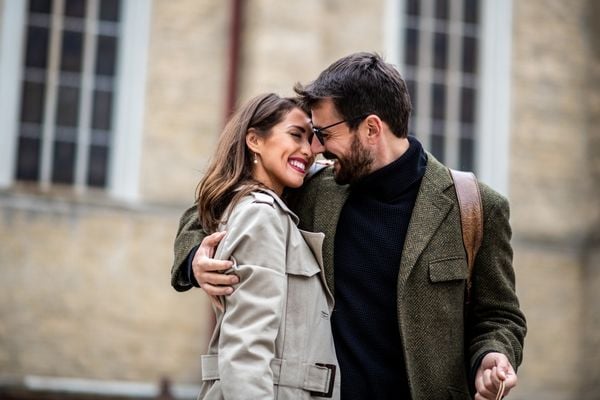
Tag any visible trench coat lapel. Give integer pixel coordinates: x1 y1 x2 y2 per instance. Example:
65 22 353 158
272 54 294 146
313 176 349 293
397 155 454 295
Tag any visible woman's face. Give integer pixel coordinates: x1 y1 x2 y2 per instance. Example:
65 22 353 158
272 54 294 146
251 107 314 195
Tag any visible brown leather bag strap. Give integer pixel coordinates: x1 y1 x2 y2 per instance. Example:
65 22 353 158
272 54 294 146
448 168 483 304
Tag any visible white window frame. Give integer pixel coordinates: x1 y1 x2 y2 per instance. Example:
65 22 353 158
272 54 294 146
0 0 152 203
384 0 513 196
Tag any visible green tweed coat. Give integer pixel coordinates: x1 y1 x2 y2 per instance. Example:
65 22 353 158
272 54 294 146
171 153 526 400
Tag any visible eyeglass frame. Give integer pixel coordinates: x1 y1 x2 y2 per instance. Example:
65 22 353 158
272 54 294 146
311 114 369 146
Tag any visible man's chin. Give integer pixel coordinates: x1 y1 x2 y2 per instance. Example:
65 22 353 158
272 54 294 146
332 162 349 185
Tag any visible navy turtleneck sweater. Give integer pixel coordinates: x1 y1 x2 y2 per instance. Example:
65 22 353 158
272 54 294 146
332 137 427 399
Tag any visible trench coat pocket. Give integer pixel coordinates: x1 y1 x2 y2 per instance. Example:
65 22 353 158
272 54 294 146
298 230 325 271
285 230 323 277
428 256 469 283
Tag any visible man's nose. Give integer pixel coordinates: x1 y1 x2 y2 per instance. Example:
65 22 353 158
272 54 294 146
310 135 325 154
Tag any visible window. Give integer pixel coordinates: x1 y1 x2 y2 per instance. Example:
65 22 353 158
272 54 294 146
402 0 480 171
385 0 513 194
17 0 120 189
0 0 151 201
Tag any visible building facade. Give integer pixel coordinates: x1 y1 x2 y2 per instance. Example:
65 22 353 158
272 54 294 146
0 0 598 399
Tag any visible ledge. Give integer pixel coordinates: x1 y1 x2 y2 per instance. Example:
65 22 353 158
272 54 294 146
0 375 200 400
0 185 192 217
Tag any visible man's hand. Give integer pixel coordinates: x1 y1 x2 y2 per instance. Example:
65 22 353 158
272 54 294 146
192 231 239 310
474 352 517 400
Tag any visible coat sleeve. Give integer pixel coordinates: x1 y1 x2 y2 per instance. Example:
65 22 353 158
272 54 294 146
467 188 527 372
216 201 288 399
170 204 207 292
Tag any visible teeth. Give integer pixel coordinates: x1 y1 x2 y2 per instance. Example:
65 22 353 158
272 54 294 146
289 159 306 172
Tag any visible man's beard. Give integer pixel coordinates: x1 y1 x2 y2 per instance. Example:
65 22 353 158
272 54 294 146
330 135 374 185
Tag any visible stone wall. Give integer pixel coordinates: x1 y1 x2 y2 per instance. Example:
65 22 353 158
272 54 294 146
139 0 228 205
238 0 385 102
0 195 210 383
509 0 600 398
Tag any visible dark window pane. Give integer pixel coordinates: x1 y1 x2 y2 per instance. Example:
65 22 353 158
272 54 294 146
431 134 445 163
20 81 46 123
406 0 420 16
432 84 446 120
460 87 476 123
464 0 479 24
462 36 478 74
52 141 76 184
61 31 83 72
433 32 448 70
99 0 120 22
405 28 419 66
25 27 50 68
56 86 80 127
435 0 449 20
30 0 52 13
95 35 118 76
92 90 113 130
16 137 41 181
460 137 474 171
65 0 86 17
87 145 108 187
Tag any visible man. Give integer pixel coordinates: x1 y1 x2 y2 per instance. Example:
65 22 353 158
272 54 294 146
172 52 526 399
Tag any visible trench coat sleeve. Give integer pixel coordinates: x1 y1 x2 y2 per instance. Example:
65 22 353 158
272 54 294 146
216 201 287 399
171 204 207 292
467 189 527 372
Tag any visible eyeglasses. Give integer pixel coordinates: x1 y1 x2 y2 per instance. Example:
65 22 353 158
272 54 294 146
311 115 368 145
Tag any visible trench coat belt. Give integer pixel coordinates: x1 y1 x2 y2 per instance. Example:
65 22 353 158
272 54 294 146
200 354 334 393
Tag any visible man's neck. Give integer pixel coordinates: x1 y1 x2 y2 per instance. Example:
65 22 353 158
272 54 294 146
370 136 410 172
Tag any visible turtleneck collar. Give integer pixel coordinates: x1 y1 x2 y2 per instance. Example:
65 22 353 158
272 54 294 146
350 136 427 201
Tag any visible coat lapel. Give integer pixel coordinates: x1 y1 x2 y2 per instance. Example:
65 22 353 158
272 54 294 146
313 174 349 294
397 154 454 295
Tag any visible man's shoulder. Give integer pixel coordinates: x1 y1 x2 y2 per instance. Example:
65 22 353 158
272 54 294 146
422 152 509 212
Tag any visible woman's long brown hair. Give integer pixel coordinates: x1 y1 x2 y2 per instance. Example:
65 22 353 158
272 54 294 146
197 93 300 233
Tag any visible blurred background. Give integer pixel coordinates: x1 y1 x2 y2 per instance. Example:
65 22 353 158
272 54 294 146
0 0 598 399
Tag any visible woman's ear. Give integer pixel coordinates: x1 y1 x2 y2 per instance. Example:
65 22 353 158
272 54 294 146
245 128 262 154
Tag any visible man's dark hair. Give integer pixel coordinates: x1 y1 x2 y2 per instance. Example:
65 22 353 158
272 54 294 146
294 52 412 138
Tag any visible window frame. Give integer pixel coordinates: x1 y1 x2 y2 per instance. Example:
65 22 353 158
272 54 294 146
384 0 513 195
0 0 152 202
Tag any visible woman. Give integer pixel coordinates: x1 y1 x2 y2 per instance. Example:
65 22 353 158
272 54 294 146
196 93 340 399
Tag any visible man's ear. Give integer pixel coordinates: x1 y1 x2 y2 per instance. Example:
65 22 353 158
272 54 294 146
245 128 262 154
365 115 383 144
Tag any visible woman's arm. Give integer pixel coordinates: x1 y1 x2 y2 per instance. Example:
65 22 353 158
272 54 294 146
215 199 288 398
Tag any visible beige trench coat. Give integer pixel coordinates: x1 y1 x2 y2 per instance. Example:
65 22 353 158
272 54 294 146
198 190 340 400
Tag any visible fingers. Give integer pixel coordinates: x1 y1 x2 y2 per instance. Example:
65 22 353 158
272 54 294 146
500 365 517 397
476 363 517 400
193 256 233 273
191 231 238 297
201 282 236 297
198 231 227 258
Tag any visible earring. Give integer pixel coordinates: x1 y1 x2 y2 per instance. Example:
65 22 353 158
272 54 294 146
253 153 258 164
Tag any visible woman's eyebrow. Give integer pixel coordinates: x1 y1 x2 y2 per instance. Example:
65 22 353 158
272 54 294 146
288 124 307 133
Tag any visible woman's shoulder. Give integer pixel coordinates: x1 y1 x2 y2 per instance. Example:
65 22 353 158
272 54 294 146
225 190 292 228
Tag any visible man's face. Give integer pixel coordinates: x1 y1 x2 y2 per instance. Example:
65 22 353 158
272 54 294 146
310 98 373 185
